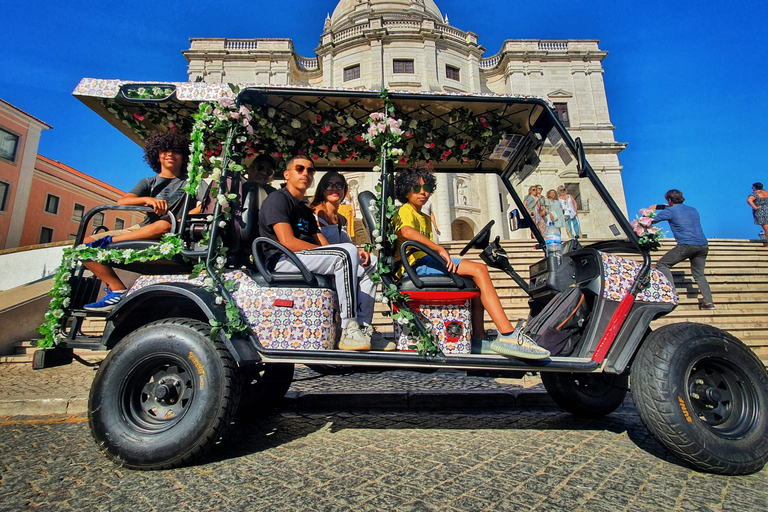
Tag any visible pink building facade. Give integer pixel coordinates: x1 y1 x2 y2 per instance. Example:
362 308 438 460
1 98 141 250
0 99 51 250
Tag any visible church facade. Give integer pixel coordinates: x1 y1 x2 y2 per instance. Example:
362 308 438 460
183 0 627 241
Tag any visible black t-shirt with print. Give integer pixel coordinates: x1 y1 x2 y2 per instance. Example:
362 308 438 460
129 175 189 225
258 187 319 266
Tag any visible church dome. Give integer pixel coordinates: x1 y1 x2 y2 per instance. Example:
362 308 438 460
329 0 444 31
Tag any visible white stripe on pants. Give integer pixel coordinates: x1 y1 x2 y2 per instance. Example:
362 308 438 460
273 243 376 328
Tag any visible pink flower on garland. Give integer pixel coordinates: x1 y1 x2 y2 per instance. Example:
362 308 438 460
425 143 436 149
133 113 144 121
321 126 331 134
479 118 490 129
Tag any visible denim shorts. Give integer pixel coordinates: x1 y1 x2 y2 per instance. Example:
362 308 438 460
413 255 462 276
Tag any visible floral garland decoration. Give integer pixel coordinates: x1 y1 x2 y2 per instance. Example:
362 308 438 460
363 91 441 356
37 235 184 348
184 92 254 340
631 208 665 251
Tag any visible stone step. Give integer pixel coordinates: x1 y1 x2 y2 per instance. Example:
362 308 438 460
12 340 108 360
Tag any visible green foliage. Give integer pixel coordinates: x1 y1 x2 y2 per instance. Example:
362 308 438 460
37 234 185 348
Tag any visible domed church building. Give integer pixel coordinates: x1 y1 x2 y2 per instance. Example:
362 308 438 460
184 0 627 241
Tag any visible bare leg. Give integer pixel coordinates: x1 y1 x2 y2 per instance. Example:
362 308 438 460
762 224 768 247
81 221 173 291
456 260 514 334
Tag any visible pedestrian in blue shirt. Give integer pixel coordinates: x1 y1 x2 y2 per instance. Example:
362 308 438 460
650 189 714 310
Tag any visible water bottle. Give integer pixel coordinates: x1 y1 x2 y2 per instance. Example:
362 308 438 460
545 222 562 264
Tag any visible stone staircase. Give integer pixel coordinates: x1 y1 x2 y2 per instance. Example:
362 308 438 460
371 238 768 365
5 238 767 366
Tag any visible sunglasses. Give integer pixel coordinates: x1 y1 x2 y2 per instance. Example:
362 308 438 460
411 184 434 194
325 182 345 191
253 163 275 176
292 164 316 176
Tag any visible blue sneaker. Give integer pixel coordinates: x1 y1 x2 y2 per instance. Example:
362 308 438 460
86 236 112 249
84 288 124 312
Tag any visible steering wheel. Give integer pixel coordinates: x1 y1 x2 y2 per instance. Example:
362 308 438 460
459 220 495 256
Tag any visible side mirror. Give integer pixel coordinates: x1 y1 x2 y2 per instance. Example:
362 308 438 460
509 210 520 232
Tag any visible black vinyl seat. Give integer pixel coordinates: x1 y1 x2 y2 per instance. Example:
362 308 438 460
357 190 477 292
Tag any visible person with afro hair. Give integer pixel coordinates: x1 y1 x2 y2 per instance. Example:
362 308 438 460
82 131 200 311
391 166 550 360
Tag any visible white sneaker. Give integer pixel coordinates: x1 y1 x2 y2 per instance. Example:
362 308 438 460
338 320 371 351
490 331 550 360
363 325 397 351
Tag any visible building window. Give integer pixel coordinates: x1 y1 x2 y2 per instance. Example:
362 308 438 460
93 212 105 227
72 203 85 222
344 65 360 82
554 103 570 127
115 218 125 230
446 65 461 81
393 59 414 74
0 128 20 162
564 182 584 210
39 227 53 244
0 181 9 212
45 194 60 215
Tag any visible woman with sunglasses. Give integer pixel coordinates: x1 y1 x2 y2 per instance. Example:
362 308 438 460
259 156 386 351
309 172 394 350
392 167 550 360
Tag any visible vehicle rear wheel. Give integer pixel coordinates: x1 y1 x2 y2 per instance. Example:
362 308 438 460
88 318 240 469
632 322 768 475
237 363 294 420
541 372 628 418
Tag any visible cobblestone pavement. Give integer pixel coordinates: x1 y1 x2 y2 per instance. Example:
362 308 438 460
1 405 767 511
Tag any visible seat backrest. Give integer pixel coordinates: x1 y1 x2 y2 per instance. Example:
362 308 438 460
240 181 269 246
358 190 378 243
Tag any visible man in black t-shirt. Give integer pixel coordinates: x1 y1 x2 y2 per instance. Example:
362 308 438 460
258 155 379 351
83 132 198 311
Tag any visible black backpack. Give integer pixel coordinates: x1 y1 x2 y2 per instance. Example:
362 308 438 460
524 286 589 356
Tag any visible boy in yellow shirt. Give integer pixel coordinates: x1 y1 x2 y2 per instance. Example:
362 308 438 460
391 167 549 360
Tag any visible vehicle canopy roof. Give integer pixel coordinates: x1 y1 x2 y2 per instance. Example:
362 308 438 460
73 78 638 247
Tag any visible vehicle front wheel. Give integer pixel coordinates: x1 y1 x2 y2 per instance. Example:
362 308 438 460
88 318 240 470
632 322 768 475
541 372 628 418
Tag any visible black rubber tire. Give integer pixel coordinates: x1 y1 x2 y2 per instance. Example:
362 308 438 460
88 318 241 470
236 363 295 420
541 372 629 418
632 322 768 475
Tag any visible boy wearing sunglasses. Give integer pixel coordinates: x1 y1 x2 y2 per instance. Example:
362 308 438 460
246 154 278 194
392 167 550 360
258 156 376 351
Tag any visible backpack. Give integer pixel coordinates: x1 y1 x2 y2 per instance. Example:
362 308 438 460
524 286 589 356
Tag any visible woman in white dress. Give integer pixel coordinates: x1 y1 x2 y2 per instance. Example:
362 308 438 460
557 185 580 239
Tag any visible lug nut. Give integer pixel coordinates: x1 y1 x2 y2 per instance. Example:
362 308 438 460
695 379 704 385
690 392 700 400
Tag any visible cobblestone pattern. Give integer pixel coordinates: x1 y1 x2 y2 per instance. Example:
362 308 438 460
1 408 766 511
0 363 543 403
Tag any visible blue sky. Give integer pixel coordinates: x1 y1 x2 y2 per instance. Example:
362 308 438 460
2 0 767 239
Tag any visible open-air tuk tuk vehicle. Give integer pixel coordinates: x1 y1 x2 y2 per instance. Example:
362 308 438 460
40 80 768 474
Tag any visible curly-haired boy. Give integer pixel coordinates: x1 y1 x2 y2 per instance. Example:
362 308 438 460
392 167 549 359
82 131 198 311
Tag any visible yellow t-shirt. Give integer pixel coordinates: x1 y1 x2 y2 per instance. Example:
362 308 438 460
391 202 433 277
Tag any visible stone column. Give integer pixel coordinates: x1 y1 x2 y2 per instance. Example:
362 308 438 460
485 174 505 239
433 174 452 242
